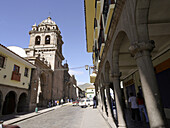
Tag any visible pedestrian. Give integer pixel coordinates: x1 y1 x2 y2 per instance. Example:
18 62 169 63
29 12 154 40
57 100 59 105
128 92 140 121
55 100 57 106
93 96 97 108
48 101 51 107
136 92 149 123
111 97 117 119
61 99 64 105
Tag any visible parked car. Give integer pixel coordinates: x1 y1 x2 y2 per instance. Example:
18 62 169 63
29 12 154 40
79 98 93 107
79 98 88 108
87 99 93 106
72 100 79 106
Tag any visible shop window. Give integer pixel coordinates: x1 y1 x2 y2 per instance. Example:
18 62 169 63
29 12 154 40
45 35 50 44
35 36 41 45
24 67 29 77
0 55 5 68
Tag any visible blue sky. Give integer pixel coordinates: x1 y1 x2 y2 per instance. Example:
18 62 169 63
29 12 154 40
0 0 93 85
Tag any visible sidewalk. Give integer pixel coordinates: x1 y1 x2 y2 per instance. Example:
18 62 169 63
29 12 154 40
1 103 71 125
80 107 110 128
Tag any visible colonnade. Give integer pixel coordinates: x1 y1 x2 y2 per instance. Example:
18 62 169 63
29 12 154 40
95 42 168 128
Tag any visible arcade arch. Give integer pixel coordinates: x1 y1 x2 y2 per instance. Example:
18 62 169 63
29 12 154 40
2 91 16 115
17 93 27 113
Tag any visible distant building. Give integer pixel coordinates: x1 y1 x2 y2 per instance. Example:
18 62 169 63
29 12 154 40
0 44 35 115
85 85 95 99
63 63 78 101
78 83 94 98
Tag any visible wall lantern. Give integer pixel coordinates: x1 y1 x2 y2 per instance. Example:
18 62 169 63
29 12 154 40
85 65 89 70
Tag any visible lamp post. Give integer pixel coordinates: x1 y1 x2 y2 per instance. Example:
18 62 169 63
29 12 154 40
85 65 93 75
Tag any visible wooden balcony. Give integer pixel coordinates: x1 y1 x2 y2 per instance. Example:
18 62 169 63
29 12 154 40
11 71 21 82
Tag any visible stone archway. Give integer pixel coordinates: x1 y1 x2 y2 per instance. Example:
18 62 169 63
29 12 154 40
2 91 16 115
111 31 133 127
17 93 27 113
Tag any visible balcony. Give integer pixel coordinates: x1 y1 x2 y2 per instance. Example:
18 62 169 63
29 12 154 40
99 43 105 58
96 1 101 20
104 4 115 35
11 71 21 82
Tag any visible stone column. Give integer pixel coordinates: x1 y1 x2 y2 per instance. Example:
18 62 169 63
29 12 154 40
0 99 4 116
112 73 126 128
105 83 113 118
15 99 19 114
97 90 102 110
129 41 168 127
100 87 108 117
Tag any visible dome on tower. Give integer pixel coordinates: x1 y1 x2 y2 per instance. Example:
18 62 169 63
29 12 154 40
39 17 56 26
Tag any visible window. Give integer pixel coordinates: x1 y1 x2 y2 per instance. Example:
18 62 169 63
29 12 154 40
24 67 29 77
0 55 5 68
35 36 41 45
11 65 21 81
45 35 50 44
13 65 20 73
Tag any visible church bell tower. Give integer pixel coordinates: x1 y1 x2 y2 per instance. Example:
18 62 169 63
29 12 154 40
26 17 64 70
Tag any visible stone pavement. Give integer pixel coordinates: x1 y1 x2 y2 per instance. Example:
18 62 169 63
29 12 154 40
1 103 71 125
80 107 110 128
1 103 110 128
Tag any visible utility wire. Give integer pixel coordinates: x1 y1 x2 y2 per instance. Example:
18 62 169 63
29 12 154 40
36 66 87 71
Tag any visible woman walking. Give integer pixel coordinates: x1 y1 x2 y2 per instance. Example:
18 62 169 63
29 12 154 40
136 92 149 123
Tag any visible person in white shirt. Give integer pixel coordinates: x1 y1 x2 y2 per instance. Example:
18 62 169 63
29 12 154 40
128 92 141 121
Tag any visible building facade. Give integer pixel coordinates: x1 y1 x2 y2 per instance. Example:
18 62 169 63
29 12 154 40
0 17 78 114
63 63 78 102
25 17 78 110
84 0 170 127
85 85 95 99
0 44 35 115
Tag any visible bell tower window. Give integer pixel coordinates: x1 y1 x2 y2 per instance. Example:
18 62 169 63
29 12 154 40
35 36 41 45
45 35 50 44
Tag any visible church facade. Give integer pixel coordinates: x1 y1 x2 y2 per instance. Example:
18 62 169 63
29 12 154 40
25 17 78 111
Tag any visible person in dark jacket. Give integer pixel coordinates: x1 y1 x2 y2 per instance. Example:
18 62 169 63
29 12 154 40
93 96 97 108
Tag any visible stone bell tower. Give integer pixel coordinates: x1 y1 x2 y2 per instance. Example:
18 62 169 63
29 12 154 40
25 17 64 70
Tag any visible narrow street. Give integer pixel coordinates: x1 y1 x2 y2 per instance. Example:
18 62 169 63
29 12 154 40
14 105 109 128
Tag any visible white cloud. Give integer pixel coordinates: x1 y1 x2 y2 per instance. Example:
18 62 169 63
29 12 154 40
69 70 84 75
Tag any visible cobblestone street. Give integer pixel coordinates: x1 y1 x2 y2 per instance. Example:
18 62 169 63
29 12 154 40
15 105 109 128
